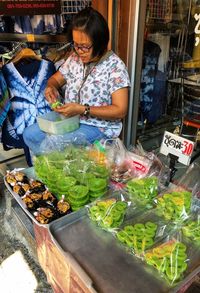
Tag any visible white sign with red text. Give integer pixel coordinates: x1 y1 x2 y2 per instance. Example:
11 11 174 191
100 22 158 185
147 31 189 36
160 131 194 165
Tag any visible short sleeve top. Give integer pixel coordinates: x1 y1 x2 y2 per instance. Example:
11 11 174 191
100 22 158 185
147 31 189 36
59 51 130 138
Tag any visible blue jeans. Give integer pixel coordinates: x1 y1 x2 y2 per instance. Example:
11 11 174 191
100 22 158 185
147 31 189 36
23 122 108 156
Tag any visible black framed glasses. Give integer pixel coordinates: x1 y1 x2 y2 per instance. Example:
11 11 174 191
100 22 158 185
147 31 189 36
71 42 93 53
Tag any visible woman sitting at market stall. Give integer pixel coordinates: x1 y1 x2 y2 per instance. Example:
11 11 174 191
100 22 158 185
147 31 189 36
23 7 130 163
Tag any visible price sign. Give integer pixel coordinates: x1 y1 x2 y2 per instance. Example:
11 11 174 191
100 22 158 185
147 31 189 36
160 131 194 165
0 0 61 16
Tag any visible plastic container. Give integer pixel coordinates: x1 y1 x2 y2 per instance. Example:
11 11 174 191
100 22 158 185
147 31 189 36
37 111 79 135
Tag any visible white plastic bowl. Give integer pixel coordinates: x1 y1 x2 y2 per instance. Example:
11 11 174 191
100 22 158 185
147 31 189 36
37 111 79 135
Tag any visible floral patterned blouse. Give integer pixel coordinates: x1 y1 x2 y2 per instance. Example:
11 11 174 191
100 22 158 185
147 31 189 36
59 50 130 138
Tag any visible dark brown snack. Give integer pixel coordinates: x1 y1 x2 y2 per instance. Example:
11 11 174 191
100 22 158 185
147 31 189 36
13 184 26 197
14 171 25 182
21 183 31 193
22 195 35 209
29 193 43 201
34 213 49 224
29 180 46 193
37 207 55 219
5 174 17 186
30 180 44 188
42 190 57 202
57 200 70 214
13 171 29 184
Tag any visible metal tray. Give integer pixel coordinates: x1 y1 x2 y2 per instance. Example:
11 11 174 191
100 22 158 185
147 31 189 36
4 167 71 227
49 209 175 293
4 168 46 226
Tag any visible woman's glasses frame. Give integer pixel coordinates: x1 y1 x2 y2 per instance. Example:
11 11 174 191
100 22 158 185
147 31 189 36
71 42 93 53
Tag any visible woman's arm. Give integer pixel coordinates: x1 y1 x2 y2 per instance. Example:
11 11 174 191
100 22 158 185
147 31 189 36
55 87 129 119
89 87 129 119
45 71 66 103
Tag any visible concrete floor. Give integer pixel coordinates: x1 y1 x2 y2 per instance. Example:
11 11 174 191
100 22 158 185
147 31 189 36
0 145 28 176
0 145 53 293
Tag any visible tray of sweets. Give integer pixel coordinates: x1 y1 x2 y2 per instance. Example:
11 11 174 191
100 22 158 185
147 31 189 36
4 168 72 226
48 208 200 293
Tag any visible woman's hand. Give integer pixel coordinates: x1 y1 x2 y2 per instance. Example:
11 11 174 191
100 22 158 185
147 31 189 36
45 71 66 104
54 103 85 117
44 86 59 104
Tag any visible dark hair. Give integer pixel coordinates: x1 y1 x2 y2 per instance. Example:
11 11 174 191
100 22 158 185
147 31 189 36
69 7 109 58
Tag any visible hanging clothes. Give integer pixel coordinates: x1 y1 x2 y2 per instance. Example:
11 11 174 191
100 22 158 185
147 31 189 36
1 58 56 165
140 39 161 123
14 15 63 34
0 71 10 127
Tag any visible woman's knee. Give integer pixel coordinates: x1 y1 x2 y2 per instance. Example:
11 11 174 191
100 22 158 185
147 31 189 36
23 123 45 144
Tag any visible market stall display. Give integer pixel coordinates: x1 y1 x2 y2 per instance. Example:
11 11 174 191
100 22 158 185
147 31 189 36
83 162 200 289
47 206 200 292
114 210 170 256
34 145 110 210
182 216 200 245
88 197 128 230
155 189 192 222
144 239 188 285
116 221 158 253
126 176 158 209
48 208 170 293
4 169 72 225
3 138 200 291
105 138 169 187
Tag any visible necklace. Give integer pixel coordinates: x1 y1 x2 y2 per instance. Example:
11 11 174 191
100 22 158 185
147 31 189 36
77 61 99 103
76 51 112 103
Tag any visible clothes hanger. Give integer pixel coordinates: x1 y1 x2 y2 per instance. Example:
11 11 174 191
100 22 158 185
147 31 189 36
0 42 26 65
11 48 41 64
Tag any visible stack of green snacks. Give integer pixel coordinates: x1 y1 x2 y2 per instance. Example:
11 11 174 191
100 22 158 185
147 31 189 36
68 185 89 211
89 198 128 229
144 240 188 285
116 221 158 254
126 176 158 208
182 219 200 244
156 190 191 222
56 176 77 198
88 177 108 200
34 146 110 210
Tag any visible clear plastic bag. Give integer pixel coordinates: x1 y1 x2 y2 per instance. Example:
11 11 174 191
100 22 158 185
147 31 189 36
181 213 200 246
33 143 110 211
38 132 89 155
176 162 200 214
105 138 134 183
155 187 192 223
125 176 159 209
128 143 170 186
155 162 200 223
105 138 170 187
143 231 189 286
113 210 171 258
87 190 133 231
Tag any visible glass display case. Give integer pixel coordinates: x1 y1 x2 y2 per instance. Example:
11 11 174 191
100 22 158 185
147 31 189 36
125 0 200 151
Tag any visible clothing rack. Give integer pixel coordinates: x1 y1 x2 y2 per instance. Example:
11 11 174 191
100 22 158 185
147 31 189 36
0 33 69 43
0 1 92 43
0 0 93 171
61 0 91 14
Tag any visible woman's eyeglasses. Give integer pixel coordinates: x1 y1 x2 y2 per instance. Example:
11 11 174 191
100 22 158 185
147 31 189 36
71 42 93 53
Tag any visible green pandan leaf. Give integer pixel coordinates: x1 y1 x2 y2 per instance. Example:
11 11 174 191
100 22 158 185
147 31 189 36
51 101 63 109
